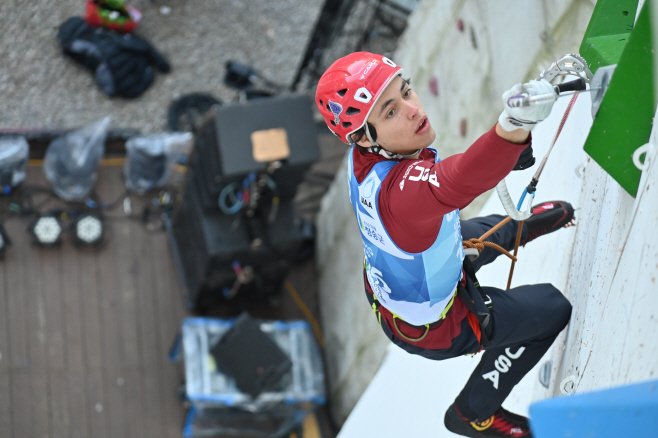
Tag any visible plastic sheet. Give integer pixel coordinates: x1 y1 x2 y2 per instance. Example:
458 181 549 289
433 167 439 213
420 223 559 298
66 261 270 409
0 136 29 193
44 117 110 201
123 132 192 194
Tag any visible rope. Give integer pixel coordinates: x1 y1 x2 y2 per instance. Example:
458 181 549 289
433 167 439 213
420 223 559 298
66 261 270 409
506 220 525 290
463 238 517 262
532 92 580 182
476 91 581 289
462 215 516 261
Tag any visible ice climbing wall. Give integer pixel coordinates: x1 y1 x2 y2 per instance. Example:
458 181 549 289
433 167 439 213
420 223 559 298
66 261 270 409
316 0 595 428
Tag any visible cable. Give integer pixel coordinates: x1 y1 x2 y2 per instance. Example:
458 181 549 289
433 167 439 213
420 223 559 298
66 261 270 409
218 182 244 215
284 279 325 348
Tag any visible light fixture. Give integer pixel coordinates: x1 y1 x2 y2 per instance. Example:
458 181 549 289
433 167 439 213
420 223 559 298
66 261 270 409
30 214 63 246
73 213 104 246
0 224 9 258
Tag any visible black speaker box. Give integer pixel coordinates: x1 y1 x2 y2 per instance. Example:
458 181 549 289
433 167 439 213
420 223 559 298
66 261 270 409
193 94 319 212
171 169 314 313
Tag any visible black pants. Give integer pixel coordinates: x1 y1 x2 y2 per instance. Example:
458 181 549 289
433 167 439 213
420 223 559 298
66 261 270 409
455 214 572 421
367 214 572 422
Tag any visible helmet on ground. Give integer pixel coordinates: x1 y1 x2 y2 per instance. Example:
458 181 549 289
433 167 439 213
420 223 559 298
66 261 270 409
315 52 403 144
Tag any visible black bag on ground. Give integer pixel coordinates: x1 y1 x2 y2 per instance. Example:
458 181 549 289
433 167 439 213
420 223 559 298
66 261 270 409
57 16 171 98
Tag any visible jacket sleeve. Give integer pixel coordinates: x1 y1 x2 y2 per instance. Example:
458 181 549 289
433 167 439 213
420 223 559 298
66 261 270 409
379 125 530 253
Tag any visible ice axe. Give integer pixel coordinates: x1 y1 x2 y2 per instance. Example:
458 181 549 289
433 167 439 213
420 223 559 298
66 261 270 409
506 64 617 118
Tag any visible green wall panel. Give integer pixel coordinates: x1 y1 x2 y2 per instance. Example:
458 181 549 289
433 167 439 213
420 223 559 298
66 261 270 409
581 1 655 197
579 0 638 74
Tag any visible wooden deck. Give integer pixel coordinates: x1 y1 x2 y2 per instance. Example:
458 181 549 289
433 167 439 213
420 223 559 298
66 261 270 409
0 166 188 437
0 162 335 438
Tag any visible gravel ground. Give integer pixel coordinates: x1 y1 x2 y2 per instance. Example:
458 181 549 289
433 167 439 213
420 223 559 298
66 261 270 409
0 0 324 134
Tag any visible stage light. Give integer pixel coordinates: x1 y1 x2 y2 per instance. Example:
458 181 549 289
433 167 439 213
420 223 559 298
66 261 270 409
0 224 9 257
30 214 63 246
73 213 104 246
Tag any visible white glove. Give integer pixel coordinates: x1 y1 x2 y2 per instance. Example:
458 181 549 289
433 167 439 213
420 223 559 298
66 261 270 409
498 79 556 132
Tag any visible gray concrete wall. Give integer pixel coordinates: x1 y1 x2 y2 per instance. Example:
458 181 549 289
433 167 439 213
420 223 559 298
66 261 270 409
315 154 391 425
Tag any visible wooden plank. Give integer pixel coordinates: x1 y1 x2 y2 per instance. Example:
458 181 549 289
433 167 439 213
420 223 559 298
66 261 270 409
22 172 50 371
40 247 66 369
0 371 10 434
61 242 83 367
49 369 71 438
110 182 141 370
0 243 13 436
78 237 104 370
93 168 128 438
132 207 165 438
150 226 188 437
60 239 90 438
0 232 9 371
116 189 148 438
11 370 50 438
4 220 29 370
66 367 90 438
121 369 147 438
0 221 11 434
86 368 110 438
23 246 46 370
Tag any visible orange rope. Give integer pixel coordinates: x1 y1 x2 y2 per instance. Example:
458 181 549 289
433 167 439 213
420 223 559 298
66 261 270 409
506 220 525 289
462 215 517 262
463 237 517 262
478 216 511 241
461 215 521 286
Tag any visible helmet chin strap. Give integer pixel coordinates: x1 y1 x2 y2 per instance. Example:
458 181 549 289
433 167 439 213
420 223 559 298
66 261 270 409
362 123 421 159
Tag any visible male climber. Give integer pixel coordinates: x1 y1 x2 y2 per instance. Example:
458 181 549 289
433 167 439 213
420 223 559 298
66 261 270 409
315 52 574 437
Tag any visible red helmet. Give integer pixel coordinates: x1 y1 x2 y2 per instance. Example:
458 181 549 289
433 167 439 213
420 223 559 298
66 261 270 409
315 52 403 144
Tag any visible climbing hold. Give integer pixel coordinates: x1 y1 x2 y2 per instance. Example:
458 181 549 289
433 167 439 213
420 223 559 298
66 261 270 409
560 375 577 394
538 360 553 388
632 143 654 171
429 76 439 96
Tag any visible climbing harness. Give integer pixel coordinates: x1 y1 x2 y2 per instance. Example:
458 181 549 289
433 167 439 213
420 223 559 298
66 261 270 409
466 54 590 289
365 259 493 347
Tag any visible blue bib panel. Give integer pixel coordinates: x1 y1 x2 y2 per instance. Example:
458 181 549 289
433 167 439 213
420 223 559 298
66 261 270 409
347 147 465 326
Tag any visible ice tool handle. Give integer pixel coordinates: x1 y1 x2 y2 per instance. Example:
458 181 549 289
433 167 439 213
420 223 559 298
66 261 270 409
497 54 590 221
506 78 587 108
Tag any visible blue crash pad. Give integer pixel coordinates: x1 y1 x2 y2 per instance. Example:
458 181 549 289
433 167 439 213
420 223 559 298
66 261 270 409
529 379 658 438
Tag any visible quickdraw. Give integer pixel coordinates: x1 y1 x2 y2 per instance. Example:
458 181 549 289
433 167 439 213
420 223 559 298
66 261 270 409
496 54 592 222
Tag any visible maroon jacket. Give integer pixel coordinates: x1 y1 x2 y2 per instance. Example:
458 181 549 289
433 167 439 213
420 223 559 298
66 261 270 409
354 125 530 348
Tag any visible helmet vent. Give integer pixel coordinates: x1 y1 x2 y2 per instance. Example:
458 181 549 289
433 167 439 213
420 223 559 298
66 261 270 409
330 120 336 126
346 107 360 116
326 104 331 111
319 99 324 107
337 89 347 97
341 122 352 128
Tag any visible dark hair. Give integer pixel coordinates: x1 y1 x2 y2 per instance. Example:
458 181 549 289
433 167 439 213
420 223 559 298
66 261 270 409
350 122 377 145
